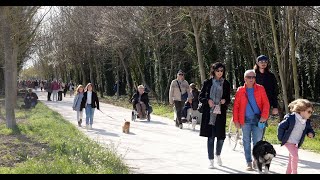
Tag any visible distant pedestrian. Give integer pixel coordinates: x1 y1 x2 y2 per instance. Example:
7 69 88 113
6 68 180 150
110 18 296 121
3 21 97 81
277 99 315 174
72 85 84 127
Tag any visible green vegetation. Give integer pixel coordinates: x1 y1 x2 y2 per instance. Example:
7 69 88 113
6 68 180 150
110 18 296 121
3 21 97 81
0 100 129 174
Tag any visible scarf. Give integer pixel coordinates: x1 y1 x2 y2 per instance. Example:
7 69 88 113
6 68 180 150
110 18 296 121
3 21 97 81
209 78 224 125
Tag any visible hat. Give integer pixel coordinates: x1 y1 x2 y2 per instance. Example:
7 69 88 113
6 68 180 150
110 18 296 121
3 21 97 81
177 70 184 74
190 83 196 88
256 55 269 62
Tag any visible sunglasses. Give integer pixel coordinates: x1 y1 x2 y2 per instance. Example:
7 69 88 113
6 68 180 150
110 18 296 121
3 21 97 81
307 110 314 114
259 60 268 64
245 76 256 79
178 74 184 76
215 70 224 73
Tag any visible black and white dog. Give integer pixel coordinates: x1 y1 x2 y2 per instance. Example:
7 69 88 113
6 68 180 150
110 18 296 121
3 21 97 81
252 140 276 174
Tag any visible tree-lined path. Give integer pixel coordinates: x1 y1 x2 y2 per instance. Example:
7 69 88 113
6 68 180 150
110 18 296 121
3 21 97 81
37 90 320 174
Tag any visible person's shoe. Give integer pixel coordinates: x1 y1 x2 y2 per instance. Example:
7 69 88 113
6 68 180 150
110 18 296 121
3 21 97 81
208 159 214 169
179 124 183 129
78 121 81 127
79 119 82 125
246 162 253 171
216 155 222 166
86 124 89 130
89 124 92 130
253 160 257 169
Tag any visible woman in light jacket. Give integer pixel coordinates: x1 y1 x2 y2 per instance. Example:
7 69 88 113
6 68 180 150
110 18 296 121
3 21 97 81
72 85 84 127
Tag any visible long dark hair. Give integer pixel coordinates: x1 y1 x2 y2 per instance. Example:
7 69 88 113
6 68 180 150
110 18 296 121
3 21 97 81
210 62 226 78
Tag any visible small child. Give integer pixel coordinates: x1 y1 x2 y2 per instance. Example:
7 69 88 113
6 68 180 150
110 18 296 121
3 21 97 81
277 98 315 174
72 85 84 127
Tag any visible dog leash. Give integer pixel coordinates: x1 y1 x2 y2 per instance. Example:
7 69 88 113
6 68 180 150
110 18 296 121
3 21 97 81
98 109 116 120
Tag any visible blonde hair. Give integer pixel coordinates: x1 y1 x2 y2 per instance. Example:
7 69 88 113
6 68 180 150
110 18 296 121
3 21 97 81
85 83 93 92
137 85 144 89
288 99 313 113
75 85 84 95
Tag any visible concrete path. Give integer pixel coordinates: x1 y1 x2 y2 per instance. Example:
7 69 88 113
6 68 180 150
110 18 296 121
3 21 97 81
37 91 320 174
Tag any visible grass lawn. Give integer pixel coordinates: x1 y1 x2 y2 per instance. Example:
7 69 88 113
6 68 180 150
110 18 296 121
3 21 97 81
0 98 129 174
100 95 320 153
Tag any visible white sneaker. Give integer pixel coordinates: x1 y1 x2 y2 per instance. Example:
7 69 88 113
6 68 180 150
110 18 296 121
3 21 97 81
208 159 214 169
86 124 89 130
89 124 92 129
216 155 222 166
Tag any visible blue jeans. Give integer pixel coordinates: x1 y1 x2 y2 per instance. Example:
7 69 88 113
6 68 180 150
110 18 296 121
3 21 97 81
241 122 263 163
207 127 224 160
85 105 95 125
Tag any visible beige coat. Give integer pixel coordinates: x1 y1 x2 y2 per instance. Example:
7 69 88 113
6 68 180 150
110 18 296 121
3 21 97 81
169 79 192 104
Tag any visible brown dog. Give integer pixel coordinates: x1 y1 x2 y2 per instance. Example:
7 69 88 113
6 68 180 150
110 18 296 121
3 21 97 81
122 120 130 134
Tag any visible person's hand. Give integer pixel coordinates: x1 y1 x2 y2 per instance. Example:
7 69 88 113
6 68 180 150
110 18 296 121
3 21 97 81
308 133 314 138
234 122 241 129
220 99 226 105
272 108 279 115
208 99 214 108
259 117 267 122
188 99 192 104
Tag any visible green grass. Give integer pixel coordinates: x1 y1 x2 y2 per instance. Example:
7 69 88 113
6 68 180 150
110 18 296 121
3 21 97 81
0 101 129 174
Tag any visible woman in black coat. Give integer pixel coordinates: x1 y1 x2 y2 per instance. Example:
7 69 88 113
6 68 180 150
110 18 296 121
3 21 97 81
199 62 231 169
80 83 99 130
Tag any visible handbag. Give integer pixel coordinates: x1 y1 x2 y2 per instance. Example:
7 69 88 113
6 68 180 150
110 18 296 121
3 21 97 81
176 80 188 101
212 104 221 114
245 93 261 123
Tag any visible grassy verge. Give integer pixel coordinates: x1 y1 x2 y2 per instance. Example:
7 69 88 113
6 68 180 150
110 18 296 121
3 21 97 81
100 95 320 153
0 98 129 174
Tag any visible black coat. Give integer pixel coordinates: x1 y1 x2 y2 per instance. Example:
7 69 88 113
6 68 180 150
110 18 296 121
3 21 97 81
80 91 99 110
199 78 231 139
131 91 150 108
255 71 278 108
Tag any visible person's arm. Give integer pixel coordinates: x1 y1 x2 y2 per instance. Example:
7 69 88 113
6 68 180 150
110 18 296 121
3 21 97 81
270 73 279 108
260 86 270 121
168 80 174 104
96 94 100 110
222 80 231 106
306 121 315 138
232 89 241 126
199 80 208 105
278 118 290 141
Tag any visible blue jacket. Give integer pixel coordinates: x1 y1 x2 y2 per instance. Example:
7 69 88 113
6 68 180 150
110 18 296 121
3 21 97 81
277 113 315 148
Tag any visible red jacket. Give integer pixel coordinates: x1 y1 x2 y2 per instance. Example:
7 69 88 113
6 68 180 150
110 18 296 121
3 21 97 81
233 83 270 125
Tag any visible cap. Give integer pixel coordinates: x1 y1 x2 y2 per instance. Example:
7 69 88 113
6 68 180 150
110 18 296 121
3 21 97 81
177 70 184 74
256 55 269 62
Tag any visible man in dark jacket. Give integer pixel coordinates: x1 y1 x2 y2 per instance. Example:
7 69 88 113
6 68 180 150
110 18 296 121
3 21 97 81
254 55 279 115
24 88 38 109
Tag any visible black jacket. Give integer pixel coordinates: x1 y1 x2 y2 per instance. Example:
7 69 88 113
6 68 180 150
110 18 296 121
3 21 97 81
255 71 278 108
199 78 231 138
131 91 150 108
80 91 99 110
191 89 200 110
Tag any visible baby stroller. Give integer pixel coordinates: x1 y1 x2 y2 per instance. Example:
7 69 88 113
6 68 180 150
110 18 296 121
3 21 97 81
131 105 153 122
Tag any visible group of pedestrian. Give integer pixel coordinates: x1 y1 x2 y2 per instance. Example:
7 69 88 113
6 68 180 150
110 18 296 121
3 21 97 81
168 55 315 174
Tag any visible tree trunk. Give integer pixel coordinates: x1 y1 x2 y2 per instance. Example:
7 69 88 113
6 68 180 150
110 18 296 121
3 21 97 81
190 12 206 83
269 6 289 114
118 50 131 97
288 6 300 99
0 7 17 129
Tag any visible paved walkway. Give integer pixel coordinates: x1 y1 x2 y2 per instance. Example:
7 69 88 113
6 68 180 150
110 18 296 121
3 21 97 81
37 91 320 174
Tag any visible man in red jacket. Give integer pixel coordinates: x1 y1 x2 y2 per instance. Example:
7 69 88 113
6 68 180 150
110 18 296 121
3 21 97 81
233 69 270 171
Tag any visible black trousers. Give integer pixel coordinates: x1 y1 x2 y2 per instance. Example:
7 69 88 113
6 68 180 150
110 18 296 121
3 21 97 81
174 100 185 126
47 92 52 101
58 91 63 101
